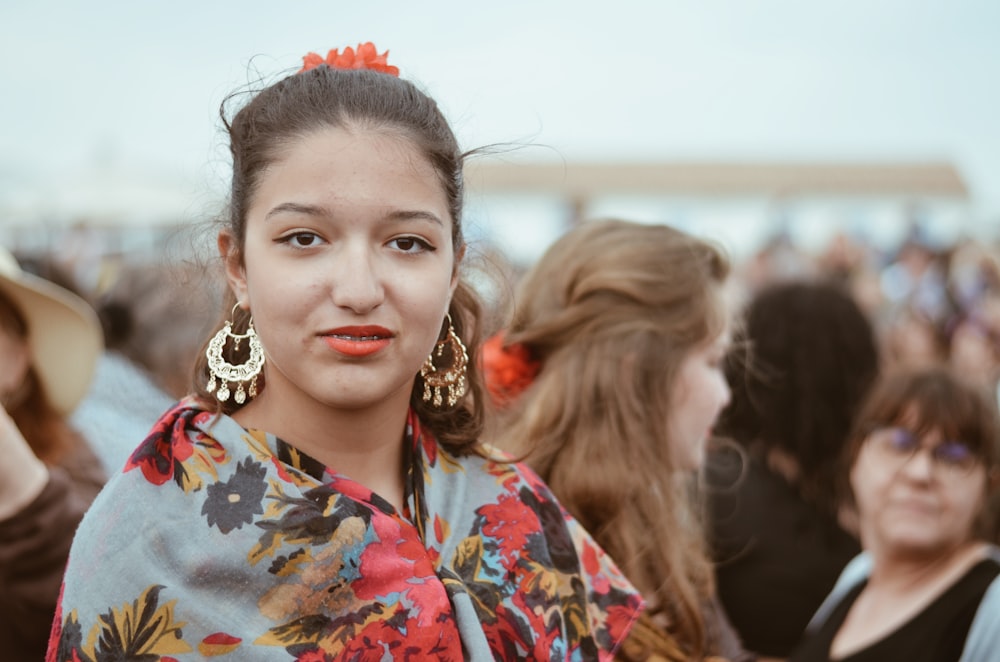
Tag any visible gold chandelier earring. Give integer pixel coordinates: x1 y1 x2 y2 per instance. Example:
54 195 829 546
420 313 469 408
206 304 266 405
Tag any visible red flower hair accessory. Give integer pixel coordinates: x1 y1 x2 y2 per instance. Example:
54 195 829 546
299 42 400 76
481 332 541 408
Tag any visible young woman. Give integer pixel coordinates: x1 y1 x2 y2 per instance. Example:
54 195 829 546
483 219 752 661
49 44 643 661
790 366 1000 661
0 247 104 660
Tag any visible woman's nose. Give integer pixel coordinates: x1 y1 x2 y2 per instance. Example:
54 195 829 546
330 245 384 313
720 378 732 409
900 444 936 480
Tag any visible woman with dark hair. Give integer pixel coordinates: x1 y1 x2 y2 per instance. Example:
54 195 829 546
707 280 880 660
50 44 642 660
789 367 1000 661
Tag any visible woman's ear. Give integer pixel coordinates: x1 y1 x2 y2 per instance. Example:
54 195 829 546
218 231 248 305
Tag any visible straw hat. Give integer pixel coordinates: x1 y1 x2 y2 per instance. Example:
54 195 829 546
0 247 103 416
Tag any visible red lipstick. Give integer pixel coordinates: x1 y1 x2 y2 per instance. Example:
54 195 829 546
322 325 392 357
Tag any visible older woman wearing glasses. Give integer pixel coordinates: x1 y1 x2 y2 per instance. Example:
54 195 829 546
789 366 1000 662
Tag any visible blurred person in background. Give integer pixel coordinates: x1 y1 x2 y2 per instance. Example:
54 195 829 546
880 306 950 369
789 366 1000 661
736 230 817 301
945 239 1000 404
484 219 753 661
0 246 104 661
878 227 950 322
875 228 956 372
707 280 880 661
71 259 220 474
815 231 885 318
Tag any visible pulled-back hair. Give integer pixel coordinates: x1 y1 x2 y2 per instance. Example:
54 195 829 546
844 365 1000 539
191 64 484 451
493 219 730 657
717 280 880 519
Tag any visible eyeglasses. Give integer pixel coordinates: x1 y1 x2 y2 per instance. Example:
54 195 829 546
865 426 981 479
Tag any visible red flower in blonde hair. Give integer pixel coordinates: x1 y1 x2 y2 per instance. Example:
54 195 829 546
299 42 400 76
481 332 541 408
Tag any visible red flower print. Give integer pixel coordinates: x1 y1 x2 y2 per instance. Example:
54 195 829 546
294 649 332 662
605 602 644 646
479 493 541 564
197 632 242 656
352 514 437 610
581 540 610 593
125 404 196 485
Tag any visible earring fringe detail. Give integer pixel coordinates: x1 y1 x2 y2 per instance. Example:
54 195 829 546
420 316 468 408
206 313 265 404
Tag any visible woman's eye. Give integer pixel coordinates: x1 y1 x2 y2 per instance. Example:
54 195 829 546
885 427 919 453
279 232 322 248
390 236 432 253
935 441 975 466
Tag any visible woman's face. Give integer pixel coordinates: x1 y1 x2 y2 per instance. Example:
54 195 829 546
850 410 989 559
668 328 732 471
223 126 458 416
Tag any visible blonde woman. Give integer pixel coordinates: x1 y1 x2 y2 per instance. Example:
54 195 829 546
484 219 752 661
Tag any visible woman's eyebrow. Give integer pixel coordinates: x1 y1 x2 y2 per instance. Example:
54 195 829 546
265 202 328 221
384 209 445 226
264 204 444 227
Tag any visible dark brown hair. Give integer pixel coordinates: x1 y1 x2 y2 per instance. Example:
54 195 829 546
191 64 484 451
843 365 1000 539
717 280 880 518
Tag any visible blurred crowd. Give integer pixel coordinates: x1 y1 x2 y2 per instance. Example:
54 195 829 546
735 226 1000 402
3 218 1000 660
11 220 1000 464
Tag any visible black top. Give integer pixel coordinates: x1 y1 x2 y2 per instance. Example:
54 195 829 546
707 452 861 657
788 558 1000 662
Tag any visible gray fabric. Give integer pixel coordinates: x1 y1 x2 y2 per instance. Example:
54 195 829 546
71 351 175 475
450 591 496 661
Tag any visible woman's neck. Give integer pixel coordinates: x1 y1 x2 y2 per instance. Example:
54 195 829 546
868 539 988 591
830 539 987 659
232 385 412 511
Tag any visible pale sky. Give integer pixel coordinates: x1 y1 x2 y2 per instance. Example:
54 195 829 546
2 0 999 253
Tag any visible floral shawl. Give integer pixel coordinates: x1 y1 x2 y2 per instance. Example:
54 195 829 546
48 400 643 661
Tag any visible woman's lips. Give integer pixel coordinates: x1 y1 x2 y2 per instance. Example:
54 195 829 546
322 326 392 357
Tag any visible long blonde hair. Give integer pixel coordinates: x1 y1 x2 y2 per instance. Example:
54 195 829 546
492 219 730 657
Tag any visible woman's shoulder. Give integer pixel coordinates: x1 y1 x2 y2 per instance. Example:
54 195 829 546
103 398 246 493
442 439 559 501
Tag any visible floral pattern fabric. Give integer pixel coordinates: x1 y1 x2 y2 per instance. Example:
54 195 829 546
48 400 643 661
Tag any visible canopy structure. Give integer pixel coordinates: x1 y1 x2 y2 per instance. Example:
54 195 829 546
464 160 968 200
